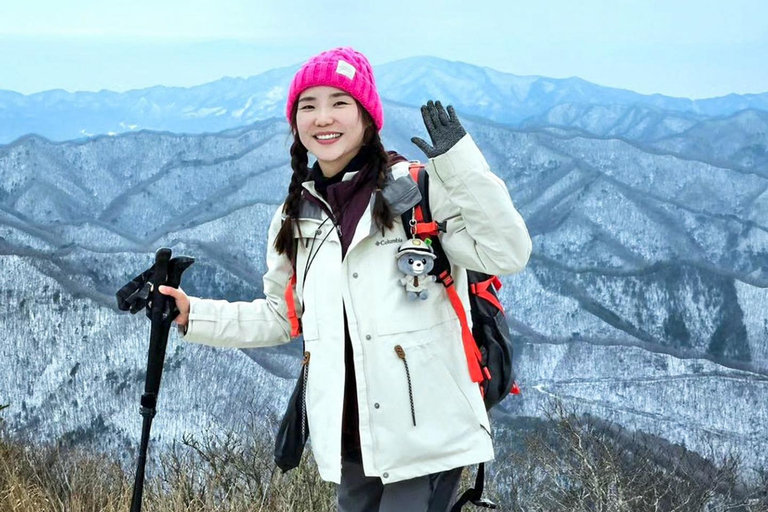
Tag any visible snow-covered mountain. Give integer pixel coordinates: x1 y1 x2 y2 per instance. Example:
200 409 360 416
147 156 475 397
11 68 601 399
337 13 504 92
1 102 766 478
1 56 767 144
519 102 706 142
648 109 768 173
0 66 298 145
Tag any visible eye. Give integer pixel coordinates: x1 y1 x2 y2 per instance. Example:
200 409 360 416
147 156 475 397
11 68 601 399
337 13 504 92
422 259 427 264
335 101 348 106
300 105 313 110
408 258 414 264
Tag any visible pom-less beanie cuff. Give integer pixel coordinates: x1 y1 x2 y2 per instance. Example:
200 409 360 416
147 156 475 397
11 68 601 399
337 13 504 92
285 47 384 131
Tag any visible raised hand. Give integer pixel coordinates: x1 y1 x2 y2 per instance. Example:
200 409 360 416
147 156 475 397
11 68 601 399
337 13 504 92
411 100 466 159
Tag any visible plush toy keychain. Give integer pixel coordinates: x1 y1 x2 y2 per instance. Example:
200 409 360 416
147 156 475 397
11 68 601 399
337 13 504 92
395 238 437 301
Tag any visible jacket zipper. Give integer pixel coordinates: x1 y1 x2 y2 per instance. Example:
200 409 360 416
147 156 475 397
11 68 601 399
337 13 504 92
394 345 416 426
301 351 310 441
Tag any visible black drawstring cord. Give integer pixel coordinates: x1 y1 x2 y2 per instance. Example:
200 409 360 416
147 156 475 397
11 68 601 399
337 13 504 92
302 215 335 291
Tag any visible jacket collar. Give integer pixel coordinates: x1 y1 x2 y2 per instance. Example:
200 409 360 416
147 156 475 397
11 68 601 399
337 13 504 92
301 161 421 217
299 158 424 253
309 149 370 198
301 148 371 220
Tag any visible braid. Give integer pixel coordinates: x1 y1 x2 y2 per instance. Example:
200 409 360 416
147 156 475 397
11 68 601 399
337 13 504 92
367 130 395 233
274 137 309 264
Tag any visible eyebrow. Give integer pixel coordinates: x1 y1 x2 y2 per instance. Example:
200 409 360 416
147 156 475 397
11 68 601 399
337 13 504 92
297 92 352 104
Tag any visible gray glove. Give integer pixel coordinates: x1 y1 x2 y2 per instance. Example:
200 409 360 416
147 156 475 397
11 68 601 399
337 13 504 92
411 100 466 159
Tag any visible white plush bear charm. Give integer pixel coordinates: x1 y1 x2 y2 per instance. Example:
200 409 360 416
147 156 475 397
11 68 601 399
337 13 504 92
396 238 437 301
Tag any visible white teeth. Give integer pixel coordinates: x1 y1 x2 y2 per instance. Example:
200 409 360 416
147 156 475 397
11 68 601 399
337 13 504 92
316 133 341 140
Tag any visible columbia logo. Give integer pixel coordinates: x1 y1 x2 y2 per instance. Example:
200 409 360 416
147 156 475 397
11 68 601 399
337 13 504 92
376 237 403 246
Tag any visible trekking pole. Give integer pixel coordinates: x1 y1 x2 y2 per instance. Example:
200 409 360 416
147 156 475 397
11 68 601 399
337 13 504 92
116 247 194 512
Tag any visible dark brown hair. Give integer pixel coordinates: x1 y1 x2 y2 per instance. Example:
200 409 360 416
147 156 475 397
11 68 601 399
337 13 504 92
274 99 396 264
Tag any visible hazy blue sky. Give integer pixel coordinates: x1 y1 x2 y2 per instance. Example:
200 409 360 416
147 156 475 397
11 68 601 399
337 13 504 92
1 0 766 99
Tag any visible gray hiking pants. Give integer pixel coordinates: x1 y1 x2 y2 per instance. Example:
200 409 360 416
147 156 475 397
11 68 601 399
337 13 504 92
336 454 464 512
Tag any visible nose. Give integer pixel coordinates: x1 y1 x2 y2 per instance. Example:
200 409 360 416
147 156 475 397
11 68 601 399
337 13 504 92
314 106 333 126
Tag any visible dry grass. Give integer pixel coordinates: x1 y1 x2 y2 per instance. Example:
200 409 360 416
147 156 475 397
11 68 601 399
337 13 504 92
1 399 766 512
494 399 768 512
0 424 336 512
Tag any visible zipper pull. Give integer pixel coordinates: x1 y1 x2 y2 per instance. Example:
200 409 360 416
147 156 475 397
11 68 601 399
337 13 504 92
395 345 405 360
302 351 311 366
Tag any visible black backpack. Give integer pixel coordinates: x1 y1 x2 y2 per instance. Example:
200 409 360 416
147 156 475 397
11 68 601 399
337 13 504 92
401 162 520 511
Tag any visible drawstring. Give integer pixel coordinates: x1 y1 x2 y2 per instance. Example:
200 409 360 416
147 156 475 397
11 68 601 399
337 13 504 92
302 216 334 291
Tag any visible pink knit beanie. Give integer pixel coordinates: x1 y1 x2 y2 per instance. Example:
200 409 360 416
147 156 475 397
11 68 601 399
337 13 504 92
285 47 384 131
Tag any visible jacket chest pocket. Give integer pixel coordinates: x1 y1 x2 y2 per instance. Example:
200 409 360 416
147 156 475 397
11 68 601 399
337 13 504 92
369 231 454 337
293 219 338 341
292 222 319 340
375 272 454 337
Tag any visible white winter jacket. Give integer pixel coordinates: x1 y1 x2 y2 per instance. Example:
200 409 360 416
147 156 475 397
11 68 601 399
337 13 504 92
181 133 532 484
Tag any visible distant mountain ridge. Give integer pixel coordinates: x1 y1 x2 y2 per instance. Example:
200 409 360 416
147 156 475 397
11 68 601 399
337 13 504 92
1 55 767 144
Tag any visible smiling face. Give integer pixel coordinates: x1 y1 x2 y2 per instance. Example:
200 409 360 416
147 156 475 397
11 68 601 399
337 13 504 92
295 86 370 178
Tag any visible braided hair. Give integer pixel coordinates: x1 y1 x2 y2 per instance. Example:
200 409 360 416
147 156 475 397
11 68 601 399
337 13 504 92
274 100 395 264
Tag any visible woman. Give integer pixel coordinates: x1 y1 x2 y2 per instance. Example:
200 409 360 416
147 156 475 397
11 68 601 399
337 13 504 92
159 46 532 512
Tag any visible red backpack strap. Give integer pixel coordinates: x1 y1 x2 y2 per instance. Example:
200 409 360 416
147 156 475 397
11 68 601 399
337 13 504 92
439 271 484 383
284 271 301 338
408 162 442 237
408 163 485 385
470 276 505 313
408 161 424 178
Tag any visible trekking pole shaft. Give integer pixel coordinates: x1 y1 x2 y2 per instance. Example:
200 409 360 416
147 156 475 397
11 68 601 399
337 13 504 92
130 408 155 512
130 290 168 512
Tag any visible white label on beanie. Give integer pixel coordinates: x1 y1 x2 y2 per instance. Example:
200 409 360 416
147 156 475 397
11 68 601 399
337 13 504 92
336 60 356 80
